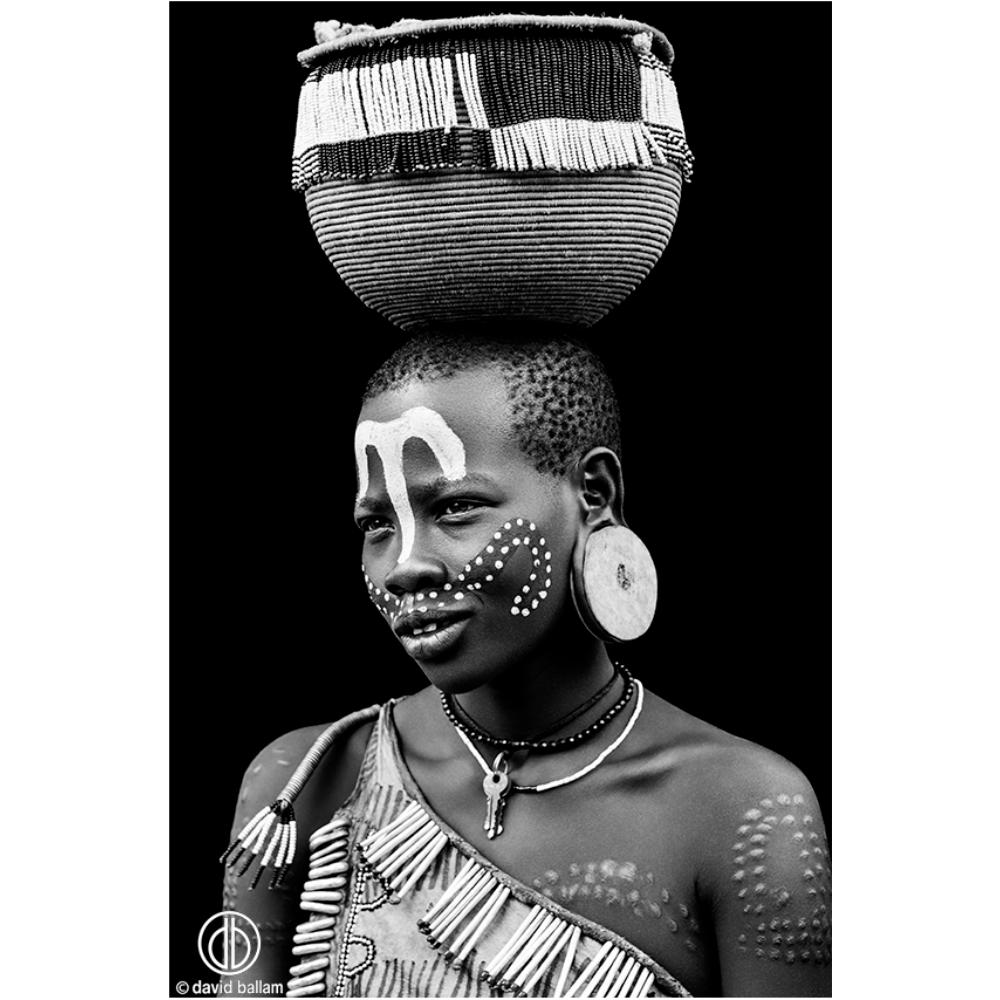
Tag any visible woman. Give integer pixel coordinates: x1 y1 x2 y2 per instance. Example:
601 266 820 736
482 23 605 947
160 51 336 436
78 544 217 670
222 336 831 997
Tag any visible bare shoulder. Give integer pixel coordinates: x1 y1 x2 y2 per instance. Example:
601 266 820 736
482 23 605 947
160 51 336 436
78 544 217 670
638 688 820 801
236 716 380 850
233 723 328 820
233 717 377 828
634 689 827 860
636 692 831 991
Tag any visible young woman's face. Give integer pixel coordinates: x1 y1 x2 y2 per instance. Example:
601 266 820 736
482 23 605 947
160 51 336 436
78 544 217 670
355 368 580 692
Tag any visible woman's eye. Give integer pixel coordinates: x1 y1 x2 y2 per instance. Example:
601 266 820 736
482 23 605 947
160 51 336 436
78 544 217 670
439 499 484 517
359 516 392 535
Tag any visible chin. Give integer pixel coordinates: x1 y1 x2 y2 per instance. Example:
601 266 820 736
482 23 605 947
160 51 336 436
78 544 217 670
405 636 521 695
410 658 487 695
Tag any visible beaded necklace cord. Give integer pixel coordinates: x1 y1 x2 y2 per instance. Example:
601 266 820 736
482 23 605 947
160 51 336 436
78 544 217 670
449 663 621 745
456 680 645 794
441 663 634 752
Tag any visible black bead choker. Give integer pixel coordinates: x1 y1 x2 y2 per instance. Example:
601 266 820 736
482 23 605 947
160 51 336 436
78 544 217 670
440 663 634 753
451 664 619 742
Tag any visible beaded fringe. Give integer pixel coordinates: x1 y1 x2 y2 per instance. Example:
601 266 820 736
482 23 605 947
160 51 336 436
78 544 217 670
356 800 659 997
285 815 352 997
293 57 458 146
489 118 663 172
292 32 693 188
220 705 380 891
219 801 298 890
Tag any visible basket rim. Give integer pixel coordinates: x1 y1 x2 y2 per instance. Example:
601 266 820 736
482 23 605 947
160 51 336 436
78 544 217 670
297 14 674 68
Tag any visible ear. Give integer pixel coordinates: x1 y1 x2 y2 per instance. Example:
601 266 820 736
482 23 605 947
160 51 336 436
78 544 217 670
574 447 626 529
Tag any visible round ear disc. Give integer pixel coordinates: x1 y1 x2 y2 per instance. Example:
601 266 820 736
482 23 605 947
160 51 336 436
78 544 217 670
576 526 658 642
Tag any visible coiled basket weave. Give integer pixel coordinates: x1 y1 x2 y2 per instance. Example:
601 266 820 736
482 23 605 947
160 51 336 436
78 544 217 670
294 15 693 331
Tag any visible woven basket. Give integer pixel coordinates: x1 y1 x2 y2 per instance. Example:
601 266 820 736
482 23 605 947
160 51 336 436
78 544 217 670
294 15 693 331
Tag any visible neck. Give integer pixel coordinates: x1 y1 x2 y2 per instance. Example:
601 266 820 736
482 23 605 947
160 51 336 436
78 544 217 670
452 625 616 740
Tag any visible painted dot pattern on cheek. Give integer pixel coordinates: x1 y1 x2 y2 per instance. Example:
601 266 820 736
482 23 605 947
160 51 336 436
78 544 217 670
361 516 555 625
362 565 403 623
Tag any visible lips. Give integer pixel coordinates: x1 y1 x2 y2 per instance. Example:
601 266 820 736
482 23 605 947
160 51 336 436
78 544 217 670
393 607 473 660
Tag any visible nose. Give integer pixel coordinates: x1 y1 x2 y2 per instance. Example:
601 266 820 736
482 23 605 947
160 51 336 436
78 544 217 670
384 542 449 598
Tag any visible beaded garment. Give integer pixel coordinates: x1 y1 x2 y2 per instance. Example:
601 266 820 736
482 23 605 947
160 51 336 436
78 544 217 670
285 702 691 998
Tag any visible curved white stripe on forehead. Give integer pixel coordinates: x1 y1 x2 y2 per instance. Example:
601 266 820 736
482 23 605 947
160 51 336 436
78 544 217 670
355 406 467 564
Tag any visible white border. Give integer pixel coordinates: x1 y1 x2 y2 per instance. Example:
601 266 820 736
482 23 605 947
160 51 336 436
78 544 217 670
833 1 999 995
1 1 169 994
2 1 998 995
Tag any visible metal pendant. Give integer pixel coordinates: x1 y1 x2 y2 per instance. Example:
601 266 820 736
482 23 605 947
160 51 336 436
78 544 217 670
482 752 511 839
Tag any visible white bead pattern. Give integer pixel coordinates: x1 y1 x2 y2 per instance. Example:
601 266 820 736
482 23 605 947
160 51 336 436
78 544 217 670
284 815 352 998
355 805 449 901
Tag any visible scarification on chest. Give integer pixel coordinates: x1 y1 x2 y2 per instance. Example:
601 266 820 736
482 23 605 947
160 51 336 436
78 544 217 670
527 860 703 954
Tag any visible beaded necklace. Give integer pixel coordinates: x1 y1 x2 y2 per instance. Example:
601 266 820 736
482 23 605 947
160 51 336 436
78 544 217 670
454 681 645 838
440 663 634 753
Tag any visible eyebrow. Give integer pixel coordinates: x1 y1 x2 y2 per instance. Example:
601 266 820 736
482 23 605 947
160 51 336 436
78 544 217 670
354 472 501 514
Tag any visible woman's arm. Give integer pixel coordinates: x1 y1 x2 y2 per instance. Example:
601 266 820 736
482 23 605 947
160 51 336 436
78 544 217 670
696 749 832 997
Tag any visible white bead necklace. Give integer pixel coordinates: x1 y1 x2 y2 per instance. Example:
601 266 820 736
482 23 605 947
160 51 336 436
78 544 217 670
454 679 645 794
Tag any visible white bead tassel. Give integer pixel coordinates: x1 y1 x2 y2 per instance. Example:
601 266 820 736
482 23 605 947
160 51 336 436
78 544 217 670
429 872 496 947
451 885 510 967
483 905 543 985
394 833 449 896
510 915 569 995
589 948 627 998
361 801 421 848
500 912 561 990
285 818 351 998
249 819 286 889
420 856 479 930
428 870 494 941
574 945 621 999
553 924 582 998
356 802 448 900
564 940 613 998
607 957 637 998
521 920 577 996
444 883 508 962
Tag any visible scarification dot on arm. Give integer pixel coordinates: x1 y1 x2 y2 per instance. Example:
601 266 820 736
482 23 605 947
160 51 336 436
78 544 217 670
730 794 831 964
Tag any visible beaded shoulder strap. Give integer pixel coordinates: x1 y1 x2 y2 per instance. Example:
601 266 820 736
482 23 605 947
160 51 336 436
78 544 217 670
220 704 381 890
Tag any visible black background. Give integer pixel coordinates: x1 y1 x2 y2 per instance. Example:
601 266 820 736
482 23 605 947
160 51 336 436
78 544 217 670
170 2 830 990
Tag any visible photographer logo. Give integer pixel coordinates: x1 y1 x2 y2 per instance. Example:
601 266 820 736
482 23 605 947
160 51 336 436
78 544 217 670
197 910 261 976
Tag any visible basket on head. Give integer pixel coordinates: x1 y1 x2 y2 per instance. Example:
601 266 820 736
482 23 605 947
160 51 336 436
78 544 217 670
293 15 694 332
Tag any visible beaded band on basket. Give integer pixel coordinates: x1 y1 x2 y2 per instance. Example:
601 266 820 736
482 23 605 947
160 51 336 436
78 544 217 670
292 28 693 187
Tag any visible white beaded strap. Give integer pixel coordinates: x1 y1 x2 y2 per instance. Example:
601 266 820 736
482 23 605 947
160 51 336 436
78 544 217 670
279 704 382 804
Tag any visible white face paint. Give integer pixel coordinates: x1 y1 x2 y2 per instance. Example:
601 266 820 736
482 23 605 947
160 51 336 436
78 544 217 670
355 405 467 564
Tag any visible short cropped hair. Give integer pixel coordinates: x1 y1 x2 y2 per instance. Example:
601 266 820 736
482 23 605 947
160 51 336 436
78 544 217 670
363 336 622 476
